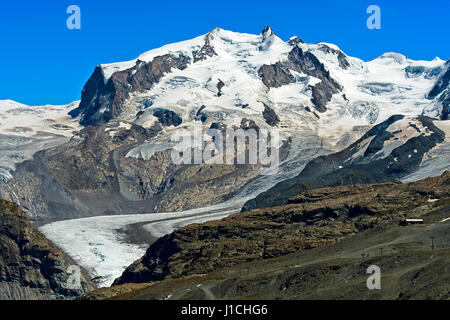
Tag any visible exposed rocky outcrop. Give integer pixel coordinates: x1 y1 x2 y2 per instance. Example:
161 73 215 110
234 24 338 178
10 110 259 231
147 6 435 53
309 80 337 113
193 31 217 63
258 62 295 88
287 45 336 80
71 54 190 126
287 36 304 46
216 79 225 97
195 105 208 122
405 64 443 80
262 104 280 126
113 171 450 285
0 199 92 299
287 46 341 112
240 118 259 131
428 61 450 99
260 25 275 38
0 121 261 219
317 44 351 70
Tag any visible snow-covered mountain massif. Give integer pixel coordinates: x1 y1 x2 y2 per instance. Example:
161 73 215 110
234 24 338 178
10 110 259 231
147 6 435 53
0 26 449 219
0 100 81 182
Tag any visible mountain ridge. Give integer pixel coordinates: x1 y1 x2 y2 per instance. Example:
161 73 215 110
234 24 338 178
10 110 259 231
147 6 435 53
70 26 448 128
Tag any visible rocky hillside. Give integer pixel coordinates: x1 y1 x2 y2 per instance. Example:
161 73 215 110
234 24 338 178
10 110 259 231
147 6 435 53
0 199 92 299
112 171 450 286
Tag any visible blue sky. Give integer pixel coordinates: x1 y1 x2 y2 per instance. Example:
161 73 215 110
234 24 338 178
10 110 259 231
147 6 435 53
0 0 449 105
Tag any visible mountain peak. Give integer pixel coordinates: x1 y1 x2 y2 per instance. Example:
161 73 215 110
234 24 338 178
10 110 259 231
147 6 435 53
287 36 304 46
260 25 275 37
75 27 446 128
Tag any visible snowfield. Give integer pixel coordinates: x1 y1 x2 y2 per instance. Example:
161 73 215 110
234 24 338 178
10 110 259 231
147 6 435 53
0 100 81 182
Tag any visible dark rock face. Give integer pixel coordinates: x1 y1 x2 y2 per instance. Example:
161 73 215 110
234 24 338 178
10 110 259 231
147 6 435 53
72 54 190 126
193 44 217 62
441 94 450 120
428 62 450 120
0 199 92 299
405 65 443 79
242 115 445 211
260 25 275 37
310 80 337 113
287 46 335 83
113 172 450 285
258 45 341 113
428 63 450 99
287 36 304 46
68 66 104 121
153 109 182 127
258 62 295 88
337 52 350 70
209 122 226 131
262 104 280 126
359 114 404 157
